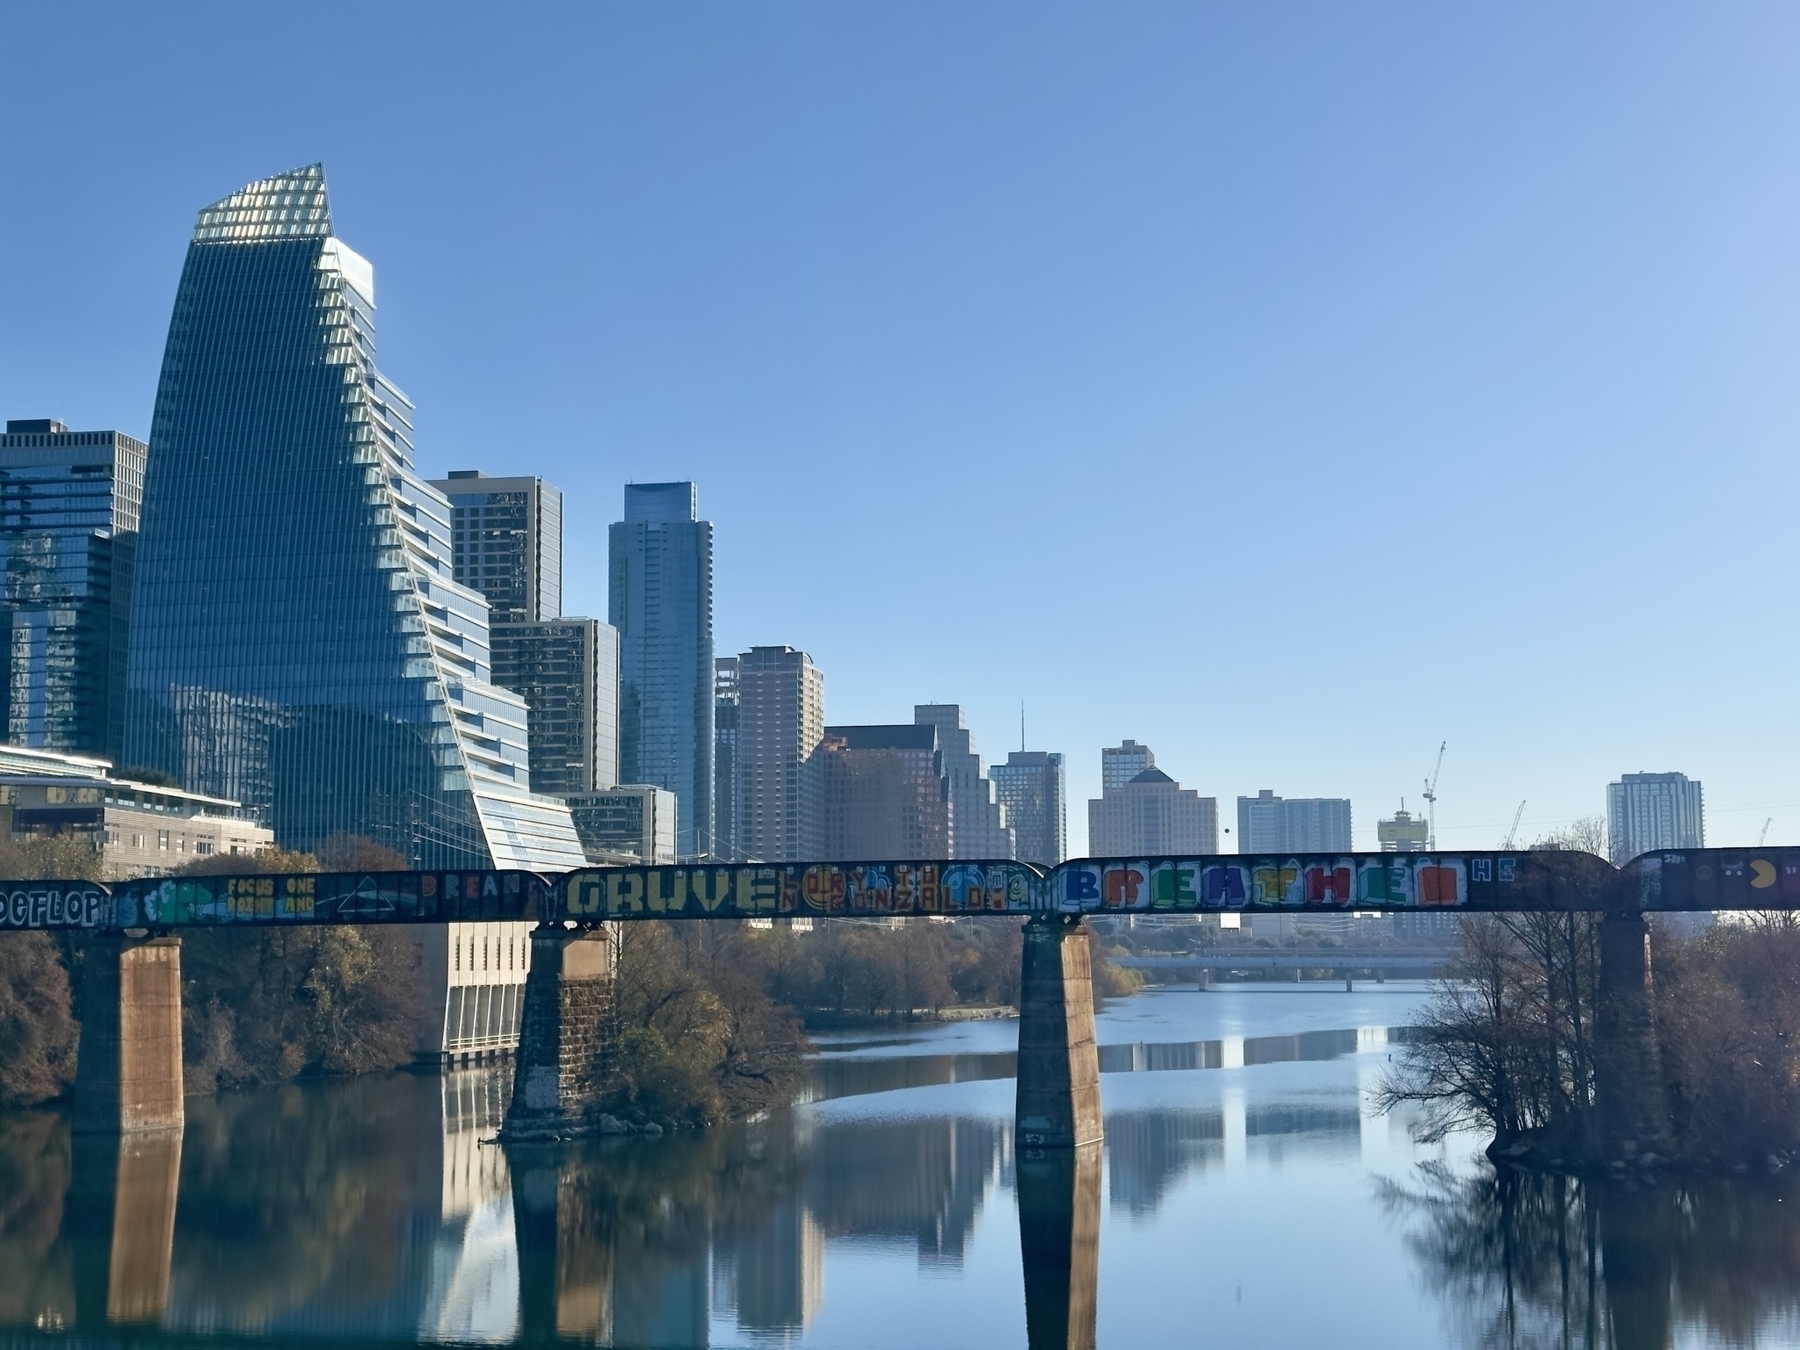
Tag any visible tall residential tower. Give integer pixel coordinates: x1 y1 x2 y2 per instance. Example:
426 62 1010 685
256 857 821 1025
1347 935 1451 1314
430 469 618 795
609 482 714 859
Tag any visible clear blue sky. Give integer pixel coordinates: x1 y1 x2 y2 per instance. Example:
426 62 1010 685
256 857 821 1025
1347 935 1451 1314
3 3 1795 853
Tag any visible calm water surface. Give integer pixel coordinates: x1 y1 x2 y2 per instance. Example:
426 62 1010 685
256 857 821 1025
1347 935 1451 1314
5 982 1800 1349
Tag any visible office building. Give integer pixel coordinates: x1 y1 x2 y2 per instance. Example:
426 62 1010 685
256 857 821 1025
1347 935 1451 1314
1608 771 1705 863
714 657 740 863
123 164 582 872
121 166 582 1058
490 619 618 796
0 742 271 878
609 481 714 859
1102 740 1155 793
734 646 825 863
428 471 563 623
1236 790 1352 853
0 420 146 760
821 723 951 858
568 784 678 864
914 704 1013 859
1089 768 1218 856
992 750 1066 866
1377 807 1431 852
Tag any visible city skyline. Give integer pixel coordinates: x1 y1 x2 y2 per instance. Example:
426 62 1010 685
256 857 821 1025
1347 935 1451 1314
3 7 1792 853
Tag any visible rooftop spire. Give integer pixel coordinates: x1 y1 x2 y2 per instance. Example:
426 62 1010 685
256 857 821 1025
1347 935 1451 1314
192 163 331 244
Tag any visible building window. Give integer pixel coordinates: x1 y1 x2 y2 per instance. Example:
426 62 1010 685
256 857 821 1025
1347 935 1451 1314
454 937 461 972
157 830 169 851
195 840 214 855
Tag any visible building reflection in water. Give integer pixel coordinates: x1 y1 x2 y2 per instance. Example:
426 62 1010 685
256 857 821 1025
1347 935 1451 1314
16 1025 1800 1348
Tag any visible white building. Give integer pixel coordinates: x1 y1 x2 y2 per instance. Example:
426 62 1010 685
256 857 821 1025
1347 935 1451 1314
1608 771 1704 863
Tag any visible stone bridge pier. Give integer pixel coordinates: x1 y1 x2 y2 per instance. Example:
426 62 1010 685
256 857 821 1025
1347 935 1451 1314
503 924 614 1139
1015 915 1103 1150
73 934 184 1135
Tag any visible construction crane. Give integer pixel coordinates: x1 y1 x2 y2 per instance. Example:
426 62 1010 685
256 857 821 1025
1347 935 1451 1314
1760 818 1774 847
1422 741 1446 851
1503 800 1526 850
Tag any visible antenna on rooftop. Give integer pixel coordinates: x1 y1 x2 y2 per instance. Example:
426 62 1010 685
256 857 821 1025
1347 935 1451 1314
1021 701 1026 753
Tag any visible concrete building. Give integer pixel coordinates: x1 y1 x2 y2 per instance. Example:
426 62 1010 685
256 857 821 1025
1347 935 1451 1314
1089 767 1218 856
1608 771 1705 863
991 750 1066 866
1377 807 1431 852
0 742 271 878
428 471 563 623
1236 790 1352 853
567 784 678 864
735 647 825 863
1102 740 1155 793
609 482 714 860
490 619 618 796
821 723 951 859
432 469 619 799
914 705 1013 859
0 419 146 761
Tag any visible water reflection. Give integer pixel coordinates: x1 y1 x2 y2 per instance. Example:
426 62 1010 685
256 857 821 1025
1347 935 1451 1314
1383 1162 1800 1350
7 1013 1800 1347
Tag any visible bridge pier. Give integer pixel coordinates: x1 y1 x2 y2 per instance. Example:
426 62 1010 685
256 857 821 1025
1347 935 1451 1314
503 925 613 1139
1015 916 1102 1149
1595 909 1672 1160
72 935 184 1135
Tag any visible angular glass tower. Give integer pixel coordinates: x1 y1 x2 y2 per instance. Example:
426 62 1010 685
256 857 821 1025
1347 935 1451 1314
124 165 583 870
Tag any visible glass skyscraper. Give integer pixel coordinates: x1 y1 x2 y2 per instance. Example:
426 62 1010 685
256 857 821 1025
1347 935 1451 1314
609 482 714 859
0 419 145 760
123 165 583 871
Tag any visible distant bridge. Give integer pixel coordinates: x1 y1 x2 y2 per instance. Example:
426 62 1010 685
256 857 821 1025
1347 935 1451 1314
1114 948 1451 980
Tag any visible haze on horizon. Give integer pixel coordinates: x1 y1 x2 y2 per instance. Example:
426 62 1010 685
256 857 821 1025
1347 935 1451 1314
2 2 1794 855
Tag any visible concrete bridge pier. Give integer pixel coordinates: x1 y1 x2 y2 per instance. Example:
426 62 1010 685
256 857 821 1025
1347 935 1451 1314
1017 1142 1100 1350
1595 908 1673 1160
1015 916 1102 1149
504 925 614 1139
72 934 184 1135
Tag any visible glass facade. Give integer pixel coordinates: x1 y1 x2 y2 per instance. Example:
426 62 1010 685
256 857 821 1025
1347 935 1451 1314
609 482 714 859
123 165 583 871
992 750 1066 866
0 421 145 760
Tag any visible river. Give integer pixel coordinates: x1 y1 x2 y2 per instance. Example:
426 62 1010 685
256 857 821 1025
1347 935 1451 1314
4 981 1800 1348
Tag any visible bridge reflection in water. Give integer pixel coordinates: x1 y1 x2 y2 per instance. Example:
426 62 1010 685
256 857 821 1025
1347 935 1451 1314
6 1042 1800 1349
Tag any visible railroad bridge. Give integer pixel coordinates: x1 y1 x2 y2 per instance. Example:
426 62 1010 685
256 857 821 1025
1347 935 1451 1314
11 847 1788 1157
